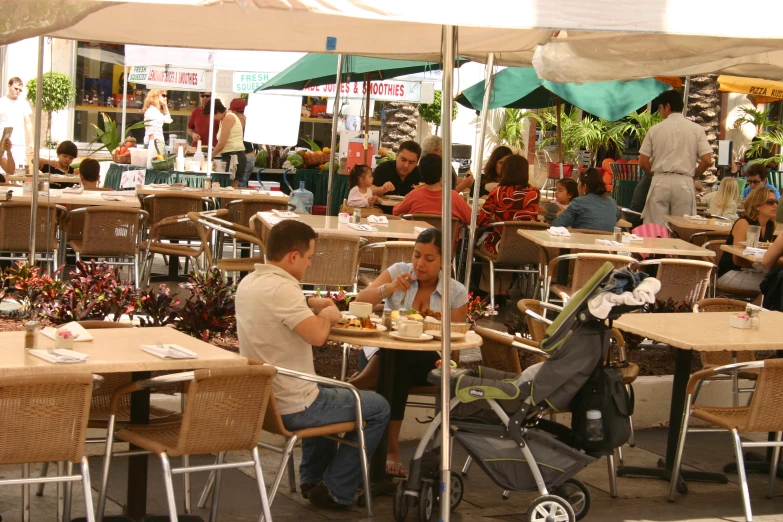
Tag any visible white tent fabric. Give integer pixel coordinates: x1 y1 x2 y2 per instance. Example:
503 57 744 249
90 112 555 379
124 46 305 71
533 34 783 83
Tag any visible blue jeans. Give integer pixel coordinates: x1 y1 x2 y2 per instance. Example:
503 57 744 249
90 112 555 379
281 385 390 505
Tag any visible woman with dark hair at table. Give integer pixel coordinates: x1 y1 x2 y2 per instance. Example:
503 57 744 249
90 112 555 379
551 168 621 232
480 145 514 196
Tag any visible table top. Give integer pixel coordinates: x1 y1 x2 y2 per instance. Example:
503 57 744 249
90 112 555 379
0 326 247 377
6 174 81 184
720 244 766 263
664 215 735 232
518 229 714 257
6 187 141 208
137 186 290 201
613 311 783 352
257 212 433 239
328 329 483 351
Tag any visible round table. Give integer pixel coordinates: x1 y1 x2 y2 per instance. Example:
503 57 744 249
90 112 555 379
327 329 482 485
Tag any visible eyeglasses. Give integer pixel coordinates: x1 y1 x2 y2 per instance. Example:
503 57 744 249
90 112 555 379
749 178 764 185
200 94 211 98
765 199 779 206
161 94 167 98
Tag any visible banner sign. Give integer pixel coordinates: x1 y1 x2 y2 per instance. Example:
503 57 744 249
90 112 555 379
127 65 206 90
243 76 430 103
233 72 276 93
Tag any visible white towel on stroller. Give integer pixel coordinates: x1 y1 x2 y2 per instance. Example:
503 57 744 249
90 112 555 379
586 278 661 319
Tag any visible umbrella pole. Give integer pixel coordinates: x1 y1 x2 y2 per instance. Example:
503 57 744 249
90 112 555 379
206 64 217 180
463 52 495 288
556 97 564 178
440 24 456 522
364 73 371 164
326 54 345 216
29 36 44 265
121 68 128 142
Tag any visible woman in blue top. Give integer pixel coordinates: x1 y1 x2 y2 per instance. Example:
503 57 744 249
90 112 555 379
352 228 468 476
551 168 621 232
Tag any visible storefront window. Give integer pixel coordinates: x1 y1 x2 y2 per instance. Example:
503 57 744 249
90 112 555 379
73 41 198 146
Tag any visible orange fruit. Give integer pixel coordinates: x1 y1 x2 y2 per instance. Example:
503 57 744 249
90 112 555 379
628 159 639 165
601 158 615 172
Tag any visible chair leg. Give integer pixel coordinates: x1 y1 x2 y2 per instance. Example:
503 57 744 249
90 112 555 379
461 455 473 476
768 431 782 500
22 463 30 522
731 428 753 522
160 452 180 522
36 460 50 496
607 452 618 498
57 461 65 522
691 380 703 405
267 437 298 506
287 446 297 493
183 454 192 514
489 260 495 311
627 385 636 447
133 253 140 290
81 456 97 522
617 445 624 467
197 465 217 509
209 451 227 522
340 343 350 381
63 461 73 522
251 447 274 522
668 394 693 502
97 415 116 522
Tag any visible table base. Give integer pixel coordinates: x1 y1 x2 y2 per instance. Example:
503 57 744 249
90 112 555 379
617 457 728 494
724 451 783 478
127 371 151 519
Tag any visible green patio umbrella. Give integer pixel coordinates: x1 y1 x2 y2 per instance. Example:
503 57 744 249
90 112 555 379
456 67 670 122
258 53 448 91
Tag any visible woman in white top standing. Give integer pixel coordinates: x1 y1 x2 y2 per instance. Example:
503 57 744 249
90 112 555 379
142 89 172 147
211 99 248 188
700 177 740 219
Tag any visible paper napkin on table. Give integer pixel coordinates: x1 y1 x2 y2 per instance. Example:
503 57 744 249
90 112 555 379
271 209 298 218
367 215 388 224
414 226 428 234
41 322 94 342
548 227 570 236
714 221 732 227
149 183 170 189
101 194 124 201
683 214 708 221
62 186 84 194
29 349 89 364
743 247 766 257
348 223 378 232
623 234 644 241
140 344 198 359
596 239 623 246
39 191 60 198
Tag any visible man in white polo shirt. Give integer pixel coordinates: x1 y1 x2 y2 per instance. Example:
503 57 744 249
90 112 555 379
639 90 713 225
0 77 32 168
236 219 390 509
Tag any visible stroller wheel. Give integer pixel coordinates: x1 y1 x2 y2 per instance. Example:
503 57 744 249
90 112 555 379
418 482 435 522
448 472 464 511
393 480 409 522
554 479 591 521
526 494 576 522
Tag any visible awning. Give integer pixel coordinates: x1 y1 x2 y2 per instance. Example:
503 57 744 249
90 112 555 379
718 75 783 104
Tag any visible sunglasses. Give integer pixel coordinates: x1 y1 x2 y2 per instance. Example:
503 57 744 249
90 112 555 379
161 94 167 98
766 199 779 206
749 178 764 185
200 94 211 98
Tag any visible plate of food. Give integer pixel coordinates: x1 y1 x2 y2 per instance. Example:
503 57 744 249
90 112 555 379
331 316 386 336
384 195 405 201
389 331 434 342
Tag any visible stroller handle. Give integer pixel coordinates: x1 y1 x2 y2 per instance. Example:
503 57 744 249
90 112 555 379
525 309 553 326
511 339 549 359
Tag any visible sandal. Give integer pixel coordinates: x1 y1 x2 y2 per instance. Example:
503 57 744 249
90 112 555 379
386 460 408 478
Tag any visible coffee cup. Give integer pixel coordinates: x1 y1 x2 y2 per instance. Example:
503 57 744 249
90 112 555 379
398 320 423 338
348 301 372 318
338 213 350 224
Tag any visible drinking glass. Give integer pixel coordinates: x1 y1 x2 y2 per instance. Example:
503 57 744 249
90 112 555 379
746 225 761 248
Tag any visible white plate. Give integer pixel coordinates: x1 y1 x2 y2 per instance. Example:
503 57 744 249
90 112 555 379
330 324 387 336
389 332 434 342
425 330 466 340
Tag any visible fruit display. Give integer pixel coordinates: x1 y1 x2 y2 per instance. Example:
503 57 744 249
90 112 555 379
375 147 396 165
111 137 136 164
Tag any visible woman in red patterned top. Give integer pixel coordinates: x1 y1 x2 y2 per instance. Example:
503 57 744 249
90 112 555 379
477 154 540 254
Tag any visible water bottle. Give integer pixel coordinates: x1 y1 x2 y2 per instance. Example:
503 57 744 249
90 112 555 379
585 410 604 441
292 181 314 214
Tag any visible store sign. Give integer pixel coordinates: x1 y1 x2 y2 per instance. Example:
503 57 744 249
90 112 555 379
127 65 206 90
255 78 431 103
233 72 276 93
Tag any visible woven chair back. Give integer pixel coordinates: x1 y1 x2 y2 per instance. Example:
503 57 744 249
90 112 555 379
406 213 463 250
81 207 142 256
744 359 783 432
65 204 88 242
174 365 276 456
493 221 550 266
702 240 726 265
0 201 60 252
0 373 93 464
301 233 361 287
475 326 523 374
694 298 757 368
517 299 548 344
229 197 295 227
653 259 713 306
145 194 205 240
381 241 416 271
571 254 637 294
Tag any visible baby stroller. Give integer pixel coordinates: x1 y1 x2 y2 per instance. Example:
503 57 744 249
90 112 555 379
393 262 639 522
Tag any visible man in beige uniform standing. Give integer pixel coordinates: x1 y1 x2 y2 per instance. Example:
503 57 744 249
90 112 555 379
639 90 713 225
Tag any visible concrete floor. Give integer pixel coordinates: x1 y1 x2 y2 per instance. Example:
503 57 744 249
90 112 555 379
1 427 781 522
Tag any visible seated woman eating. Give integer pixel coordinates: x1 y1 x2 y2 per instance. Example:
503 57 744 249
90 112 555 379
551 168 620 232
350 228 468 476
717 186 778 295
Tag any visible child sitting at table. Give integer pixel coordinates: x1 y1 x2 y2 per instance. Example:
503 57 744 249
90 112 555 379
78 158 110 191
347 164 379 208
555 178 579 215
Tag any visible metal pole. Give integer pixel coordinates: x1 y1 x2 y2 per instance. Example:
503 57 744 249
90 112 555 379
682 76 691 117
29 36 44 265
364 73 371 164
326 54 344 216
206 64 217 178
439 24 456 522
463 53 495 287
121 67 128 141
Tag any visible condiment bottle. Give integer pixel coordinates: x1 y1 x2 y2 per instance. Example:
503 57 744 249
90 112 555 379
353 209 362 224
24 321 38 351
382 309 393 330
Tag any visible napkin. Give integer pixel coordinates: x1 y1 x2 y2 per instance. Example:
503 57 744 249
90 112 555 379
548 227 571 236
367 215 388 224
714 221 732 227
101 194 125 201
683 214 708 221
743 247 766 257
150 183 170 189
596 239 623 246
39 191 60 198
218 186 234 191
623 234 643 241
414 226 428 234
348 223 378 232
271 209 298 218
141 344 198 359
29 348 90 364
62 186 84 194
41 322 94 342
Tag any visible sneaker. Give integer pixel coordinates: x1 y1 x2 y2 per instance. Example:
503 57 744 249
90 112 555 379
307 482 348 509
300 482 318 499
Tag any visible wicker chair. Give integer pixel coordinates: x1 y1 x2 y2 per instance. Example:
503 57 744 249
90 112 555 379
689 229 730 247
546 253 639 303
474 325 525 374
301 232 362 291
196 364 374 517
0 373 97 522
669 359 783 522
356 241 416 287
692 298 760 406
639 258 713 307
66 207 148 288
474 221 551 308
0 201 66 273
225 196 295 258
192 212 265 278
97 365 278 522
402 212 465 253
